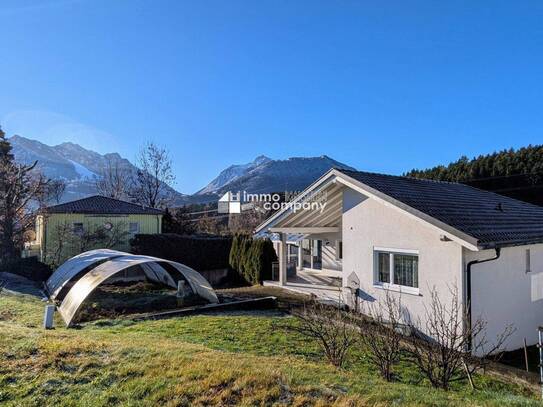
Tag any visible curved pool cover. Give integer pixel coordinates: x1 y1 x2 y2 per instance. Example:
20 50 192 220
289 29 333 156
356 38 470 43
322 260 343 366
46 249 219 326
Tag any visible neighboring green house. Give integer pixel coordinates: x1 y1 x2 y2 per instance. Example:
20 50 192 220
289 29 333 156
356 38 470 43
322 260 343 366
24 195 163 265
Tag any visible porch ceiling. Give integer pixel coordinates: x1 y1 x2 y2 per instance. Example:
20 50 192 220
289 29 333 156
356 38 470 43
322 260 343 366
275 183 343 229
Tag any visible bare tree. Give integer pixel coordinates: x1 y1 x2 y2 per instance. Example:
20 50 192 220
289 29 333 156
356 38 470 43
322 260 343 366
228 207 269 234
130 142 175 208
288 299 356 368
195 213 226 235
95 160 131 200
44 220 131 267
46 179 66 204
162 207 196 235
43 221 73 268
0 129 49 263
407 285 514 390
358 292 405 381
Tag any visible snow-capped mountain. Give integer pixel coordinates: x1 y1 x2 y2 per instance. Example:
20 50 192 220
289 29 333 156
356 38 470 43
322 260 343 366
9 135 185 204
9 135 355 207
196 155 272 195
191 155 356 204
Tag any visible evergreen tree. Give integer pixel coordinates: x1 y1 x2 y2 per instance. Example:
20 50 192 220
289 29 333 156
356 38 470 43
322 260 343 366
0 128 49 263
405 144 543 206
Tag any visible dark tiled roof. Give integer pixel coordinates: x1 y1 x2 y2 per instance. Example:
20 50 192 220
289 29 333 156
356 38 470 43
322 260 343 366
338 169 543 248
46 196 163 215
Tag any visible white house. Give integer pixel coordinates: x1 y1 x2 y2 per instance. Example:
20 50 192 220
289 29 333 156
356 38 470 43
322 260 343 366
255 168 543 352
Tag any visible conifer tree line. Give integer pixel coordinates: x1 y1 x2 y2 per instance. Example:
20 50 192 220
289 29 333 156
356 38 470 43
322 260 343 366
405 145 543 206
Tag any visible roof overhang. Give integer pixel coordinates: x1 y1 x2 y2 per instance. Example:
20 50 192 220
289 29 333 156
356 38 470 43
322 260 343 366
254 171 340 234
255 168 481 251
270 227 340 234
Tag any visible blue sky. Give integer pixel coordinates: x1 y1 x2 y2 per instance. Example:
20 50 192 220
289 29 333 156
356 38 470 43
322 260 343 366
1 1 542 193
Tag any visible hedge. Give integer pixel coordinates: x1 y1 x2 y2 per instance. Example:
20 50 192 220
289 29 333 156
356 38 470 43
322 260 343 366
130 234 233 271
229 234 277 284
0 257 52 282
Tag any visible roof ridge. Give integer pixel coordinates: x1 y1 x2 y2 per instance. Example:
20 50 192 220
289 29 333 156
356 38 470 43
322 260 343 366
46 195 163 215
50 194 147 208
336 168 459 185
336 169 543 210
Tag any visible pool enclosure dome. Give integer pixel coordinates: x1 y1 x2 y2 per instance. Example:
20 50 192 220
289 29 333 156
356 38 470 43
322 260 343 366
46 249 219 326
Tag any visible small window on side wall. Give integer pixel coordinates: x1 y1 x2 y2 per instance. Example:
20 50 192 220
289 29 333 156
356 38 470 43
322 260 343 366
526 249 531 273
129 222 139 234
374 249 418 291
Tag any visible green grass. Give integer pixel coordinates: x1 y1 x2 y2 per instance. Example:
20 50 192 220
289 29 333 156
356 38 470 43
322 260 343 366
0 290 539 406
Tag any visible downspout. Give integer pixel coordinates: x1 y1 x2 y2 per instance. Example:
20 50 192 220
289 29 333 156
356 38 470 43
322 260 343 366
465 247 501 350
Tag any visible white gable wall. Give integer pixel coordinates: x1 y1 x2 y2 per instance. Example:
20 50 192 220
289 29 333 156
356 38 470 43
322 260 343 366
466 244 543 350
342 188 464 333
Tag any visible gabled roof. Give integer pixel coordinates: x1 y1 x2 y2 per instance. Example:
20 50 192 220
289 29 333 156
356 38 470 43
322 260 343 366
256 168 543 250
339 169 543 249
46 195 163 215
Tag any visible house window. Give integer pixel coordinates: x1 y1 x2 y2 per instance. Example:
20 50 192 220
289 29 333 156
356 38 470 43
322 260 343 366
526 249 531 273
73 223 84 235
377 252 390 283
374 249 419 291
337 241 343 260
129 222 140 234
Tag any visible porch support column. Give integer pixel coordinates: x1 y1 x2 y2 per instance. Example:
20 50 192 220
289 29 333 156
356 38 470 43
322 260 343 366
310 240 314 270
279 233 287 286
297 243 303 271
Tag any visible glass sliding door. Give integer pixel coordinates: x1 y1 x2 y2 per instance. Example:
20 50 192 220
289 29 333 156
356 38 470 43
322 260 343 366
312 239 322 270
302 239 312 268
300 239 323 270
287 244 298 274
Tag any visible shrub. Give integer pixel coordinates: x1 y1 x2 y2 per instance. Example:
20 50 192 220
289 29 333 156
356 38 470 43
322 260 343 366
406 285 514 390
357 292 404 381
228 235 277 284
130 234 233 271
288 299 357 368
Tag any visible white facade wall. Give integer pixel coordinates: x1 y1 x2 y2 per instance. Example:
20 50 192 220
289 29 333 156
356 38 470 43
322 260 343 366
266 183 543 353
342 188 464 330
466 244 543 350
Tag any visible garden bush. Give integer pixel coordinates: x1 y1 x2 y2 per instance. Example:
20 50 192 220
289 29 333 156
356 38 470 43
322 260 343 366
130 233 233 271
0 257 52 282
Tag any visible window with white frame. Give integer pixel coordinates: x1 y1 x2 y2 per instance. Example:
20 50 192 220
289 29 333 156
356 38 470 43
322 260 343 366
129 222 140 234
73 223 84 236
374 249 419 290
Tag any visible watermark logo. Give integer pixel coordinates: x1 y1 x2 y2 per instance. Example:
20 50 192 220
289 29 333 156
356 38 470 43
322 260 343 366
218 191 241 214
217 190 328 214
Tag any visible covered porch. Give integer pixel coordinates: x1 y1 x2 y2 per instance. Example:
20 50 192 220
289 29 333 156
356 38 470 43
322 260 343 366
263 267 343 302
261 181 344 301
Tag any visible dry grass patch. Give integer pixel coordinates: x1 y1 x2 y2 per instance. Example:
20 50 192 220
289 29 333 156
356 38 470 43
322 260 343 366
0 291 540 406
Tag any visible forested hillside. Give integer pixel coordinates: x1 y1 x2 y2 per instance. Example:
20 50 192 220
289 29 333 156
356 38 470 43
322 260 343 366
405 145 543 206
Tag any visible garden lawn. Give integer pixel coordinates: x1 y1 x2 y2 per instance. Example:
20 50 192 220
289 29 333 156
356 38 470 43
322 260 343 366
0 291 539 406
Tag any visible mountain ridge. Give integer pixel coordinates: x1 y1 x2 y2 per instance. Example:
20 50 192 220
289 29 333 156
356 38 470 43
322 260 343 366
9 135 186 204
9 135 356 206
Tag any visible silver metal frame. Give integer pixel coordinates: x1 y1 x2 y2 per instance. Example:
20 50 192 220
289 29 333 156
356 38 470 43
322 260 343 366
48 250 219 327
